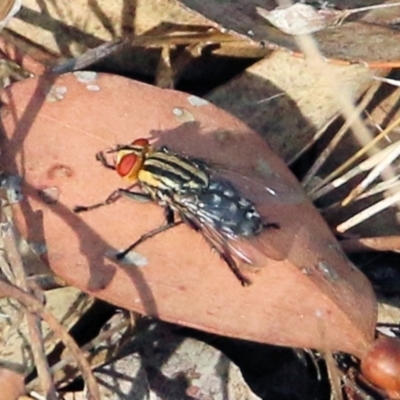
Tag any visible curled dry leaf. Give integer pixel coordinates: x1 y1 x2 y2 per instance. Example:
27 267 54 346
255 3 342 36
256 2 400 36
181 0 400 66
0 73 376 359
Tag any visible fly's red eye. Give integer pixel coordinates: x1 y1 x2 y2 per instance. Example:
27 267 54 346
132 138 149 148
116 153 138 177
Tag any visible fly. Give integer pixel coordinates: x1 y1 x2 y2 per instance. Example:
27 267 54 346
74 138 279 286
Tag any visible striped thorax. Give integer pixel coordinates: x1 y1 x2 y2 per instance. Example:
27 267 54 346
116 139 209 195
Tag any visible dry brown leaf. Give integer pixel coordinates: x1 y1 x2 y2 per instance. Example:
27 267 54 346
0 72 376 359
207 50 375 163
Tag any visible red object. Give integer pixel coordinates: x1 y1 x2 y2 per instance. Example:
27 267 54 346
361 336 400 398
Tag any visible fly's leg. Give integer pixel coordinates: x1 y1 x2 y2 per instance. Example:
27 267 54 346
115 221 182 260
74 188 147 213
96 151 115 170
116 207 183 260
73 190 122 213
176 212 251 286
118 189 154 203
217 246 252 286
193 227 252 286
263 222 280 229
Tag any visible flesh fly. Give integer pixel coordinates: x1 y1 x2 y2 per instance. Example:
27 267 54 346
74 138 279 286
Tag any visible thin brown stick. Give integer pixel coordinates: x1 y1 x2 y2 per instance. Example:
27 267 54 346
1 216 57 400
0 279 100 400
54 31 244 73
0 35 46 76
27 317 133 391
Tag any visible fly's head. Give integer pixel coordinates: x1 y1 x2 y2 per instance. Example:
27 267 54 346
114 138 152 183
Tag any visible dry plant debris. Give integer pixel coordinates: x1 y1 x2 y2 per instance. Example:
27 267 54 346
0 1 400 399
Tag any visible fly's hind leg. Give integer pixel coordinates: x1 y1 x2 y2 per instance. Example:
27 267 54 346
115 206 183 260
176 212 251 286
263 221 280 230
220 250 252 286
197 231 252 286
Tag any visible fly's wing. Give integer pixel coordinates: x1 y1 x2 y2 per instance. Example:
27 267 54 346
205 161 308 265
149 143 307 268
171 164 304 274
172 199 259 285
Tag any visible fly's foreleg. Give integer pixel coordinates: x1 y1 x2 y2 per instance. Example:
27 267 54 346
73 151 125 212
96 151 115 170
74 189 123 213
73 187 146 213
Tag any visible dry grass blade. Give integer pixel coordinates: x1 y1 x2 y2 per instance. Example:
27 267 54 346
52 39 125 74
342 141 400 206
3 231 57 400
290 113 338 167
309 142 400 201
340 2 400 20
302 81 381 189
286 14 385 207
355 177 400 201
312 114 400 197
320 176 400 214
336 190 400 233
373 76 400 88
155 45 173 88
0 0 21 32
342 374 375 400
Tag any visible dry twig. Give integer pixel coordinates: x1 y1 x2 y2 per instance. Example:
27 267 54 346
1 218 57 400
0 279 100 400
